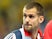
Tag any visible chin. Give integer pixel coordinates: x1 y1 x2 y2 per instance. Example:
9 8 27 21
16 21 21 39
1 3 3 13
25 28 32 31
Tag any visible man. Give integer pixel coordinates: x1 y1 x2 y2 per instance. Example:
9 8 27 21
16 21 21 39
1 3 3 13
44 20 52 39
4 2 45 39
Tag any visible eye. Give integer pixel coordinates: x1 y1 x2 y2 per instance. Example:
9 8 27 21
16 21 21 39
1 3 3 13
29 15 34 18
23 14 27 18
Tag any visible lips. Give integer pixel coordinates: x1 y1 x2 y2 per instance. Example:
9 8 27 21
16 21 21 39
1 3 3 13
24 24 32 26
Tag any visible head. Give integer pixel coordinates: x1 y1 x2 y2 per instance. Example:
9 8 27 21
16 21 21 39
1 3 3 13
23 2 45 32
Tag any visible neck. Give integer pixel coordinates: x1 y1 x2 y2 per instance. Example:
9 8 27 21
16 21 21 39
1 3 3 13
31 29 38 39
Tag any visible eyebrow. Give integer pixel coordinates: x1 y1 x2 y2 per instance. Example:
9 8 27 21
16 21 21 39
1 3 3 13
23 13 35 16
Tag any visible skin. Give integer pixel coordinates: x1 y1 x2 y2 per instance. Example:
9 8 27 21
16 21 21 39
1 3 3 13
23 7 44 39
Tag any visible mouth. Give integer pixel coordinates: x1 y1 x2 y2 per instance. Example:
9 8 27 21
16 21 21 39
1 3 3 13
24 24 32 26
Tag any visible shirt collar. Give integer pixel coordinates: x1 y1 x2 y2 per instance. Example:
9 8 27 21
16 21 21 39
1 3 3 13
24 29 31 36
24 28 42 37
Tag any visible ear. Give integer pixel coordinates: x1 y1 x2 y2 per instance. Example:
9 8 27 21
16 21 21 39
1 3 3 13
39 16 44 23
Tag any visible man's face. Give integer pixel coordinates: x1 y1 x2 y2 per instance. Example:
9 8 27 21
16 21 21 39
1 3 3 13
23 7 43 32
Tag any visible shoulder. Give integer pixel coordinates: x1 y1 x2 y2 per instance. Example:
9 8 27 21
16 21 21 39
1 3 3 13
4 32 16 39
4 28 22 39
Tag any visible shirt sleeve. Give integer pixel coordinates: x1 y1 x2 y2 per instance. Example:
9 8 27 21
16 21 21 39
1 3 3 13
4 33 16 39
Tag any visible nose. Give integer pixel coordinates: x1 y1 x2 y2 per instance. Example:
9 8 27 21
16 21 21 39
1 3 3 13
25 17 30 23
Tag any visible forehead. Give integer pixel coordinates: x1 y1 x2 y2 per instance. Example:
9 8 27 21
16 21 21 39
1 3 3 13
23 7 39 14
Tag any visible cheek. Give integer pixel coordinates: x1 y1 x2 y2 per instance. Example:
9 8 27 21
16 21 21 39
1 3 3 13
23 17 25 22
23 18 25 24
31 18 39 26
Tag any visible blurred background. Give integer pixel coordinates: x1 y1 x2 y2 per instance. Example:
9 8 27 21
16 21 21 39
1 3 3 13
0 0 52 39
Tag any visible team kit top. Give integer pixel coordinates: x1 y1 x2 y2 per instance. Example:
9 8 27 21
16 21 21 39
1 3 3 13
4 27 42 39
